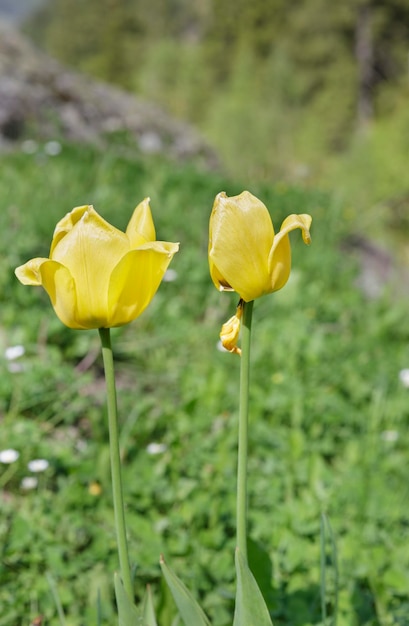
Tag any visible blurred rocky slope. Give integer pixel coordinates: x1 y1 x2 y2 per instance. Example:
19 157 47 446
0 20 217 165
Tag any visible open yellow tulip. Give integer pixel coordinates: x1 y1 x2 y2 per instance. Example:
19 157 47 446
15 199 179 329
209 191 312 302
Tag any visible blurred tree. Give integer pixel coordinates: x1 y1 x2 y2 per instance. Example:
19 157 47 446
355 1 374 129
26 0 143 88
23 0 409 179
25 0 409 111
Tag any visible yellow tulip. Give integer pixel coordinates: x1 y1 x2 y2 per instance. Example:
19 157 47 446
209 191 312 302
15 199 179 329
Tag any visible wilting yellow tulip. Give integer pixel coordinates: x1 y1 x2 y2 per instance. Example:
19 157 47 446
209 191 312 302
15 199 179 329
220 301 243 356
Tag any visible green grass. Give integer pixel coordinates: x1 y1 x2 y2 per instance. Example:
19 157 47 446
1 141 409 625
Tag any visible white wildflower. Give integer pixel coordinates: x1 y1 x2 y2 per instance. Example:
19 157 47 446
44 140 62 156
20 476 38 490
399 369 409 388
163 269 178 282
5 345 25 360
381 430 399 442
28 459 49 473
0 449 19 464
146 442 167 455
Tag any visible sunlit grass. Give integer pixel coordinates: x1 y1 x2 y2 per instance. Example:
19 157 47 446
1 141 409 625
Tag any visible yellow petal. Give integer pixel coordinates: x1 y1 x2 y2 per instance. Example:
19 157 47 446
220 303 243 356
15 257 50 285
208 257 235 293
16 201 179 330
50 205 89 256
279 214 312 245
51 206 130 324
126 197 156 247
268 214 312 292
107 241 179 327
209 191 275 301
38 260 86 329
15 258 84 327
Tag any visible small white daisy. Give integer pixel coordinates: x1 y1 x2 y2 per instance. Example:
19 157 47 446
163 269 178 282
0 449 19 464
399 369 409 388
44 140 62 156
381 430 399 442
28 459 49 473
20 476 38 490
146 442 167 455
5 345 25 360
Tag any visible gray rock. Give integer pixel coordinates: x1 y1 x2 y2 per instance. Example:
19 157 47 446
0 20 218 165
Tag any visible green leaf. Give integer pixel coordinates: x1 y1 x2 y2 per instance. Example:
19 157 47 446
142 585 158 626
233 548 274 626
248 538 275 610
114 572 142 626
160 555 211 626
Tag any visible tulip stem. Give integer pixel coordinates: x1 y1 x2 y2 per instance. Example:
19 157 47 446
236 299 254 563
98 327 133 601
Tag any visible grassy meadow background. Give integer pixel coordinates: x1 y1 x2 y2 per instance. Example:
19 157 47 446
1 143 409 626
1 1 409 624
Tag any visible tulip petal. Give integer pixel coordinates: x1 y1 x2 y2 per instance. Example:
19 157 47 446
280 214 312 245
51 206 130 325
126 197 156 247
267 214 312 292
36 260 86 329
107 241 179 327
208 257 235 293
209 192 275 302
50 205 89 255
16 202 179 330
220 301 243 355
16 257 82 327
15 257 50 286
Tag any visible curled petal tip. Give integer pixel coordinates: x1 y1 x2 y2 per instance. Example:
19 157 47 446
219 301 243 356
15 258 48 286
302 227 312 245
220 314 241 355
299 214 312 244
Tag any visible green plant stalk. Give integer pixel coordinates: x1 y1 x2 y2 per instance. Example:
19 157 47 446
0 464 18 489
236 300 254 563
99 327 133 600
46 572 67 626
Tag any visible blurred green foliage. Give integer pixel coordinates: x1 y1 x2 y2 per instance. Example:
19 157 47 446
1 142 409 624
24 0 409 204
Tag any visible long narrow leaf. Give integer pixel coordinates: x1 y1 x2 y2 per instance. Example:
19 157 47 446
46 572 67 626
142 585 158 626
96 589 102 626
114 572 142 626
233 548 274 626
320 514 327 625
160 555 211 626
320 513 339 626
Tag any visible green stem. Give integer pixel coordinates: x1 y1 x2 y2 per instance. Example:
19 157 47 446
236 299 254 563
98 327 133 600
